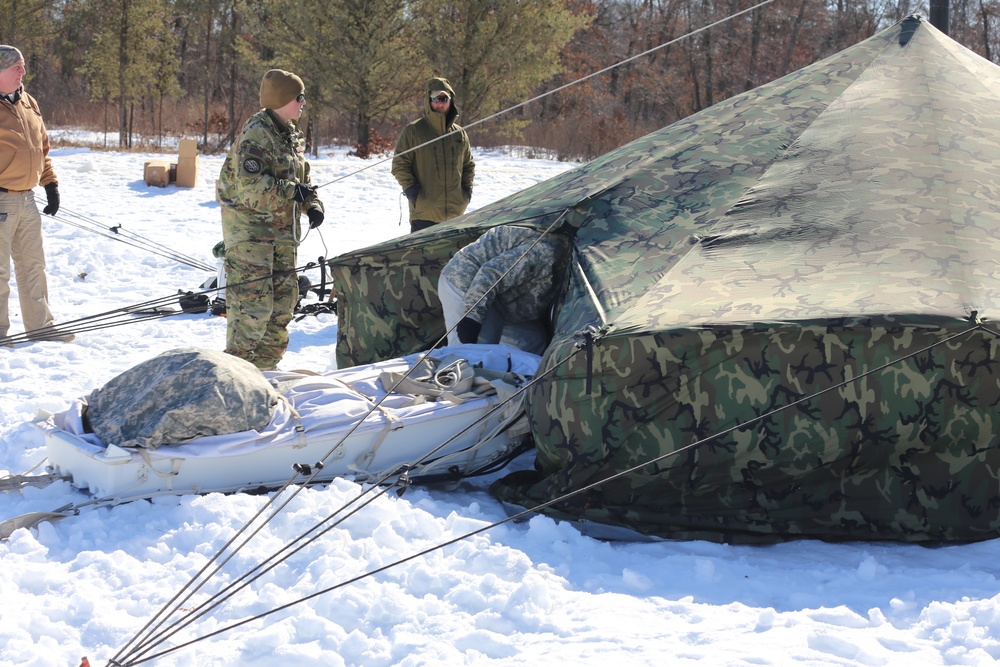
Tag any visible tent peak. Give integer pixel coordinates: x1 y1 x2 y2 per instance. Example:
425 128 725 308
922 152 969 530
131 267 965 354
899 14 922 46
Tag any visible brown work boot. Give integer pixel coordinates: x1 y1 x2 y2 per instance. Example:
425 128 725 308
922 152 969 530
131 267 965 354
27 327 75 342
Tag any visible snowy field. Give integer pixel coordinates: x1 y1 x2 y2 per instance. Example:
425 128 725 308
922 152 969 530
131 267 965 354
1 143 999 666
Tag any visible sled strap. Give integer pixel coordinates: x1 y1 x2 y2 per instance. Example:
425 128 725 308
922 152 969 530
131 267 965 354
272 394 307 449
319 256 329 301
1 510 76 540
353 406 404 472
136 448 182 486
0 472 65 493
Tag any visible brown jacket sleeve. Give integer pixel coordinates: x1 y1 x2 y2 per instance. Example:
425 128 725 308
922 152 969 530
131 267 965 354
0 91 56 191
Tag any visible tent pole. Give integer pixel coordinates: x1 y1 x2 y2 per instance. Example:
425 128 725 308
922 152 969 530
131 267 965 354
930 0 950 35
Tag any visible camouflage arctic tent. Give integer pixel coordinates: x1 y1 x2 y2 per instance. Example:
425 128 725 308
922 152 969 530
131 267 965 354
329 16 1000 543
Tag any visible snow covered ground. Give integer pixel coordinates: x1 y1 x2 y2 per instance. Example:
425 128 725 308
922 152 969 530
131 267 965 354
2 144 1000 666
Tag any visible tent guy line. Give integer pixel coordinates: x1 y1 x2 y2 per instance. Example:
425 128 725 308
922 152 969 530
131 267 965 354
37 195 214 272
109 350 580 666
310 0 778 192
25 2 778 345
110 322 993 665
0 253 333 345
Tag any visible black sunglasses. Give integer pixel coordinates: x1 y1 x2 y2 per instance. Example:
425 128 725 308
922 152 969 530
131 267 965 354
431 94 450 104
296 93 306 103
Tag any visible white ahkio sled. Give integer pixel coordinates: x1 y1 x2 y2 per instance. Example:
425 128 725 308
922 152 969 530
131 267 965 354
32 344 539 503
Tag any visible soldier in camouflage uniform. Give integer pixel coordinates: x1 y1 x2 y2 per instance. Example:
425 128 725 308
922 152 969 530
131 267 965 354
438 225 569 355
216 69 324 371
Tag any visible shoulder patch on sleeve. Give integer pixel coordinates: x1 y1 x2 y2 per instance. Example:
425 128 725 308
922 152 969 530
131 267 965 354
238 143 267 175
242 157 262 174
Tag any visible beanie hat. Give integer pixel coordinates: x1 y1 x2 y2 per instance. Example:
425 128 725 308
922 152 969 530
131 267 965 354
0 46 23 72
259 69 304 109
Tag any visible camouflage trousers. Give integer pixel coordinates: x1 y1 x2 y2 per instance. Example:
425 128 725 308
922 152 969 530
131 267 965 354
223 241 298 370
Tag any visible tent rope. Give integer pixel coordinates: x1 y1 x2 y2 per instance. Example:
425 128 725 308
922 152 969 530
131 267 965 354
111 347 580 667
311 0 778 191
0 255 332 346
111 323 995 666
37 195 215 272
3 216 341 346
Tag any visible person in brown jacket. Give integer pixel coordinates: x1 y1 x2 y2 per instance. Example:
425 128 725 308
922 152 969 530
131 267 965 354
0 45 71 344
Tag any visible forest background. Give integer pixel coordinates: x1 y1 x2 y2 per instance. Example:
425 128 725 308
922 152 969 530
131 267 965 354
2 0 991 160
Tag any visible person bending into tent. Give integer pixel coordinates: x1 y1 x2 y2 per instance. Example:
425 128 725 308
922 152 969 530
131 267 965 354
438 225 569 355
216 69 324 371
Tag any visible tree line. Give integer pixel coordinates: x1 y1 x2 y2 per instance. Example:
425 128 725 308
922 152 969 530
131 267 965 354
6 1 998 160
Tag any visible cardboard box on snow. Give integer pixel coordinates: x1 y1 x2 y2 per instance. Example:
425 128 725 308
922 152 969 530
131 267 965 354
175 157 198 187
144 160 171 187
178 139 198 157
175 139 199 187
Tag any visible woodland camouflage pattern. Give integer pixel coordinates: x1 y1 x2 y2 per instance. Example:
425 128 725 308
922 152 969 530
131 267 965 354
85 348 280 450
330 17 1000 542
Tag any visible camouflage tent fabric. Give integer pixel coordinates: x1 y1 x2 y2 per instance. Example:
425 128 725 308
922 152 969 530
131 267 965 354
85 348 280 450
329 16 1000 543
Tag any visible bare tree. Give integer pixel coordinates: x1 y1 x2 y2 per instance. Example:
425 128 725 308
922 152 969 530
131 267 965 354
246 0 427 155
412 0 591 133
79 0 180 148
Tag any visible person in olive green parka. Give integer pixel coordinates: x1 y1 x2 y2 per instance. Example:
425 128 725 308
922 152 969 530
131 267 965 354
391 77 475 233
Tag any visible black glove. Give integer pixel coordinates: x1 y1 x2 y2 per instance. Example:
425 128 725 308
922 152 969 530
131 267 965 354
293 183 317 203
456 317 482 344
307 208 324 229
404 184 420 206
42 182 60 216
462 187 472 201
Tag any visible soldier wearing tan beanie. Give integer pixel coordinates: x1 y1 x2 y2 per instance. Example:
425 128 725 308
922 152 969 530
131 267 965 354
259 69 305 110
215 68 324 370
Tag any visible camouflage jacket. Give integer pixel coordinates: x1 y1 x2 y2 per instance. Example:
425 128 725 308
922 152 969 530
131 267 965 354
391 77 475 224
441 225 569 324
217 109 323 247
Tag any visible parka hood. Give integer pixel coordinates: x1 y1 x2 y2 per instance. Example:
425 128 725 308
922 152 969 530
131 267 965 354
424 76 459 129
